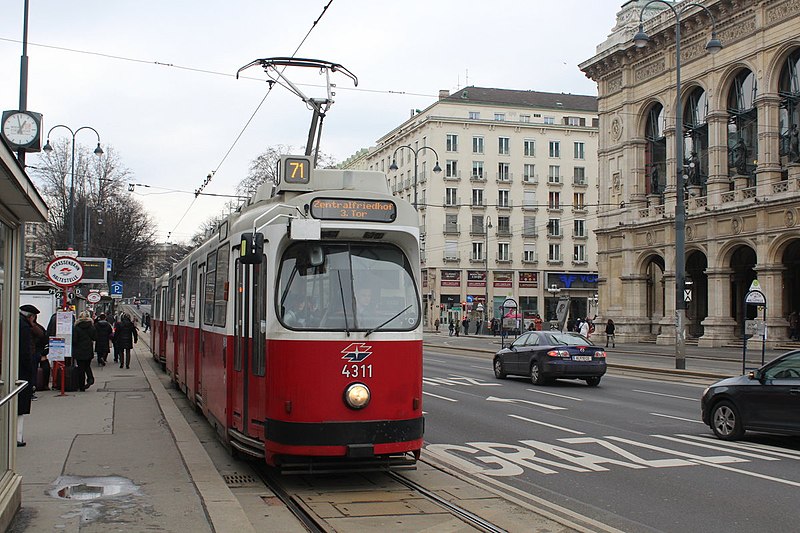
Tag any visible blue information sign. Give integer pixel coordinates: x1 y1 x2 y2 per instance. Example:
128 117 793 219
110 281 123 297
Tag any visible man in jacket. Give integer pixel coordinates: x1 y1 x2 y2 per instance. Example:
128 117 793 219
18 304 40 446
72 311 97 391
114 313 138 369
94 313 113 366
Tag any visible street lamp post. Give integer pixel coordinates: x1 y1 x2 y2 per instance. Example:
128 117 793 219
633 1 722 369
484 216 493 334
388 145 442 210
43 125 104 253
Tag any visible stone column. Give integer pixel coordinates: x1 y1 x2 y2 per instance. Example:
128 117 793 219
705 111 731 198
755 94 783 196
657 271 676 345
698 268 737 347
757 264 788 346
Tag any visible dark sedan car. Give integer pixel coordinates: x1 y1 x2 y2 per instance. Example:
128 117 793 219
493 331 607 386
701 350 800 440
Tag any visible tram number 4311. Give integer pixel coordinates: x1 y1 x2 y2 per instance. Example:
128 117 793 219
342 364 373 378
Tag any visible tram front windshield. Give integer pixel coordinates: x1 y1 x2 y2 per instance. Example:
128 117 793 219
278 242 420 332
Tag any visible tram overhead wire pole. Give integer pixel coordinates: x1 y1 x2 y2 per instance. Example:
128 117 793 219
633 1 722 369
389 145 442 210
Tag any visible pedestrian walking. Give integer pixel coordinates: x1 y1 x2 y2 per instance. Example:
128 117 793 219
143 312 151 332
462 317 470 336
605 319 616 348
475 319 482 335
434 318 440 333
579 318 591 338
29 310 47 396
448 321 454 336
94 313 113 366
114 313 139 369
72 311 96 391
18 304 40 446
454 321 460 337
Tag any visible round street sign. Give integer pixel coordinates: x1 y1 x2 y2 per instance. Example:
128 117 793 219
46 256 84 287
87 292 101 304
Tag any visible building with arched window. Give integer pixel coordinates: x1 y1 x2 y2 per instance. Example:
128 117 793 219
581 0 800 347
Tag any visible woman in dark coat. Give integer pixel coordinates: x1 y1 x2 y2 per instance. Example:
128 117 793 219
113 313 138 369
18 304 39 446
94 313 113 366
72 311 97 391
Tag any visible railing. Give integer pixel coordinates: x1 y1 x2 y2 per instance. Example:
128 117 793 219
523 175 538 184
496 172 513 183
443 224 460 234
443 196 461 207
547 255 563 264
496 252 512 263
470 173 486 182
573 232 588 239
522 231 538 238
495 228 512 237
0 380 28 408
444 170 461 180
497 200 513 210
573 177 588 187
443 252 460 262
522 204 539 211
522 255 538 264
470 226 486 235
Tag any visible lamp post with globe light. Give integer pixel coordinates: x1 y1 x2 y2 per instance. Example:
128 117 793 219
633 1 722 369
388 145 442 210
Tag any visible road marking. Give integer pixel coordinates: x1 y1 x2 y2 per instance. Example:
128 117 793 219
526 388 583 401
508 414 585 435
426 358 450 364
486 395 566 411
423 376 499 387
634 389 699 401
680 434 800 460
652 435 781 461
605 436 747 465
423 391 458 402
650 412 704 424
690 458 800 487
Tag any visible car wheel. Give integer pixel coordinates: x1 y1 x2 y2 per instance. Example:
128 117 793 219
493 358 507 379
585 376 601 387
711 400 745 440
530 360 546 385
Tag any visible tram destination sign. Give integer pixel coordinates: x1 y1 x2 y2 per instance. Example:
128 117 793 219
310 198 397 222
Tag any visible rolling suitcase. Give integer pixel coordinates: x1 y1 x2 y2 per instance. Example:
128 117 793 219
53 362 79 392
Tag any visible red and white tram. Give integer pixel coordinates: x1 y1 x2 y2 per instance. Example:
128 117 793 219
151 155 424 469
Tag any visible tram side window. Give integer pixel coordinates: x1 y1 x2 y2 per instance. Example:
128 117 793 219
178 268 187 322
204 249 217 325
154 288 161 319
168 276 177 322
188 262 198 324
214 243 230 327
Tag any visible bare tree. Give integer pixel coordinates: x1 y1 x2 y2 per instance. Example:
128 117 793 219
235 144 338 198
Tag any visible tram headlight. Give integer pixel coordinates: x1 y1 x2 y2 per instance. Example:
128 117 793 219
344 383 370 409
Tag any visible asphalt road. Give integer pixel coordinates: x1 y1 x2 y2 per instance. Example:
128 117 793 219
422 346 800 533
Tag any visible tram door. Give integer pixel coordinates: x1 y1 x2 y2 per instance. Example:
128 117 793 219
158 285 168 361
232 259 251 434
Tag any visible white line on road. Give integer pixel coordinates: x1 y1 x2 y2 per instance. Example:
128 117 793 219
678 434 800 460
652 435 781 461
691 458 800 487
426 358 450 364
525 388 583 401
634 389 699 401
423 391 458 402
486 396 567 411
509 414 585 435
650 412 704 424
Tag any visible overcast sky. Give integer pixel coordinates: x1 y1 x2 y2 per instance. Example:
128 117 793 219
1 1 623 243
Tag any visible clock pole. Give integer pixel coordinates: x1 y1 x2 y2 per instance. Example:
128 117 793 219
17 0 31 166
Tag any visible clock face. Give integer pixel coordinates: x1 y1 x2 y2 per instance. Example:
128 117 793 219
2 112 39 146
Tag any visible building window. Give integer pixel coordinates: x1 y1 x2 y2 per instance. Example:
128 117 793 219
498 190 510 208
548 191 561 209
573 244 586 262
472 215 484 233
567 116 583 126
446 160 459 178
523 164 536 183
494 113 505 121
573 192 586 210
548 165 561 183
548 218 561 237
524 216 536 236
498 242 510 261
548 244 561 262
497 216 510 235
574 219 586 237
446 187 458 206
472 161 484 180
472 188 484 207
573 166 586 185
498 137 510 155
544 116 555 125
520 114 531 123
472 242 484 261
473 136 484 154
498 162 510 181
446 134 459 152
445 241 458 260
523 244 536 262
574 141 585 160
549 141 560 158
445 214 459 233
469 111 480 120
523 190 537 210
524 139 535 156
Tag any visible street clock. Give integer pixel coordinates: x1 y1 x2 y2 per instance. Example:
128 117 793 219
1 110 43 152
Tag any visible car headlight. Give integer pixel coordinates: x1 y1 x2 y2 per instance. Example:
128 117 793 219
344 383 370 409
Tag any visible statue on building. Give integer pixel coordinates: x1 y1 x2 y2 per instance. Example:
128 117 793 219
730 137 749 175
790 123 800 163
687 151 702 186
649 165 660 194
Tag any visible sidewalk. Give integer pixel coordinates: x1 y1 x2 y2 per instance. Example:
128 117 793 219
8 342 263 532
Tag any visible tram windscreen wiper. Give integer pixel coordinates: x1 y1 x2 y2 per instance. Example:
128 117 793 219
365 305 412 337
336 270 350 336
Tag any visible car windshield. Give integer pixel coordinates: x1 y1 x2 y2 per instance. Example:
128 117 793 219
277 242 420 331
547 332 592 346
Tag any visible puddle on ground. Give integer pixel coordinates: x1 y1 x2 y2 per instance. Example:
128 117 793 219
49 476 139 501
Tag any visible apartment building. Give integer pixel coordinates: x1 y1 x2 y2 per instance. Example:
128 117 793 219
347 87 599 328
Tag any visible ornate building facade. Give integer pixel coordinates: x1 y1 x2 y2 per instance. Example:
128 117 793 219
581 0 800 346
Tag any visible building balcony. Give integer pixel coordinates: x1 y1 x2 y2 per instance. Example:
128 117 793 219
496 252 512 263
443 252 460 262
522 231 538 238
522 204 539 212
471 202 486 210
444 171 461 181
547 232 563 239
547 178 563 186
497 201 513 210
470 173 486 182
572 259 588 265
496 228 512 237
496 173 513 183
469 255 486 264
573 177 588 187
522 255 538 264
522 175 538 185
443 197 461 208
547 207 563 213
573 207 588 214
547 256 563 265
443 224 460 235
470 225 487 235
572 232 588 240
